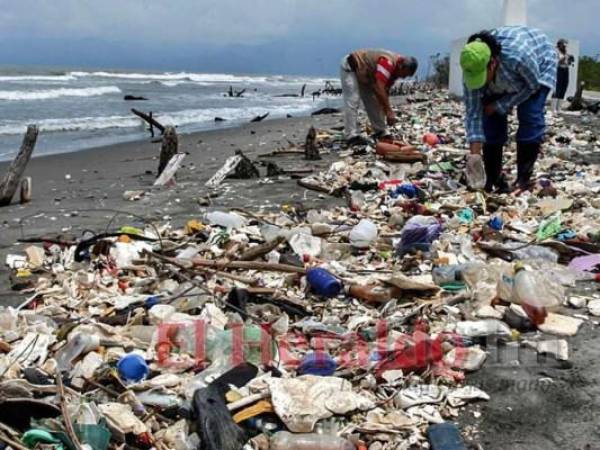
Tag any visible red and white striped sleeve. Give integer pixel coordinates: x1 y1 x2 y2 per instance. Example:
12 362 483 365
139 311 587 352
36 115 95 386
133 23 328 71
375 57 394 84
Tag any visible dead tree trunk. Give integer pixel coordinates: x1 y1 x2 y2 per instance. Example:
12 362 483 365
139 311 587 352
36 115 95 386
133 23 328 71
158 126 178 177
568 81 585 111
0 125 38 207
132 108 165 135
304 126 321 160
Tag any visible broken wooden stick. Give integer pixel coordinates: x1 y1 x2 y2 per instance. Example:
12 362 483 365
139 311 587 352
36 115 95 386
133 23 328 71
0 125 38 207
132 108 165 135
250 113 269 123
192 258 306 274
297 178 344 197
239 237 285 261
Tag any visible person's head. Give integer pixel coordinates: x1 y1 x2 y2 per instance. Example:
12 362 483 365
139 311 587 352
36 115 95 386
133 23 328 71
460 31 502 90
396 56 418 78
557 39 568 53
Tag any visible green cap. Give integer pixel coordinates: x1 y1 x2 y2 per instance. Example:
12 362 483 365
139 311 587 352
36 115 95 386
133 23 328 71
460 40 492 90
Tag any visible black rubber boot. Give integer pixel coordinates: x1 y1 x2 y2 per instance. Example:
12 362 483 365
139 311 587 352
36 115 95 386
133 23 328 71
482 144 504 192
516 142 540 190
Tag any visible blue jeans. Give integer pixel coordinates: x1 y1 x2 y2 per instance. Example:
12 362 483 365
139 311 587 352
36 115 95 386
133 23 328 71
483 87 550 145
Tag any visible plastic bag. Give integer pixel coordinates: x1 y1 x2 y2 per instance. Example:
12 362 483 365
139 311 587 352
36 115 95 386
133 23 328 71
397 216 442 254
465 154 486 190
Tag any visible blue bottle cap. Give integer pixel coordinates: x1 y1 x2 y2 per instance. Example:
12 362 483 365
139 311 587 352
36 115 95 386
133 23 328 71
117 353 149 383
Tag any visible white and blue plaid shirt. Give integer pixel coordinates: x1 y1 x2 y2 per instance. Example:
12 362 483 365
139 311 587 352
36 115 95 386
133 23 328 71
464 26 558 143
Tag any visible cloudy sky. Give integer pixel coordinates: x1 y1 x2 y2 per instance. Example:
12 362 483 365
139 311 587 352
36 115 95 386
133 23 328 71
0 0 598 75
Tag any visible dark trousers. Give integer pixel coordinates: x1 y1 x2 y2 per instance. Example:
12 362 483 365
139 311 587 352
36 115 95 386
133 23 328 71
482 87 550 189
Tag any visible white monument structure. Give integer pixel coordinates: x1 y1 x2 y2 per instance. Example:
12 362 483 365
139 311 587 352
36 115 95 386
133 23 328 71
448 0 579 98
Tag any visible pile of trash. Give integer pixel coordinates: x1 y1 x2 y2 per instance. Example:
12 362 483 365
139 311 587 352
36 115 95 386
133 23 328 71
2 91 600 450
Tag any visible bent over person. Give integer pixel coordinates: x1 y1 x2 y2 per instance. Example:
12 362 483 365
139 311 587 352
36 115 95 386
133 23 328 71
340 49 418 145
460 26 557 192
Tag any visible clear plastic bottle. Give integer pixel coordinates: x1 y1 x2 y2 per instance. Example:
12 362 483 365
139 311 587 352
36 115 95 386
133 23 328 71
465 154 486 190
204 211 246 229
270 432 356 450
513 245 559 263
512 264 553 325
432 264 466 285
55 333 100 371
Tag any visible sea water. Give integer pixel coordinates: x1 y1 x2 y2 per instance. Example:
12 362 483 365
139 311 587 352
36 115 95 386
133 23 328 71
0 67 340 161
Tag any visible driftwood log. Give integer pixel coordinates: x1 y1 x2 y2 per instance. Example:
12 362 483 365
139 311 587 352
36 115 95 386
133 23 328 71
250 113 269 123
304 126 321 160
0 125 38 207
232 150 260 179
158 126 178 177
132 108 165 135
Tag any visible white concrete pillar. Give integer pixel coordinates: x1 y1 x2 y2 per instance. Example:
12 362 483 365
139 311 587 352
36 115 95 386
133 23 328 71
503 0 528 26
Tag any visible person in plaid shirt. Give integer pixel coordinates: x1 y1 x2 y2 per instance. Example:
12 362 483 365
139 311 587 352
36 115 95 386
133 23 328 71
461 26 558 192
340 49 418 146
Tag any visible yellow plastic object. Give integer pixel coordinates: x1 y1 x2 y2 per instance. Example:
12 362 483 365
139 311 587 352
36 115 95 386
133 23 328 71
232 400 274 423
16 268 32 277
119 226 143 236
226 390 243 403
185 219 205 235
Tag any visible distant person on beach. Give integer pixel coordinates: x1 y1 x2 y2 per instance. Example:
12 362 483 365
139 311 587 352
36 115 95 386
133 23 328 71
340 49 418 145
460 26 558 192
551 39 575 113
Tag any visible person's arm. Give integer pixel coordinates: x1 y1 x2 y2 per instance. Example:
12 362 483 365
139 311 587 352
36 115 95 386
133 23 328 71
374 79 395 123
464 85 485 153
493 56 540 115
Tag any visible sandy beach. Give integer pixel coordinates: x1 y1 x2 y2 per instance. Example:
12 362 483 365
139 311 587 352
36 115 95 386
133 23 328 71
0 112 345 254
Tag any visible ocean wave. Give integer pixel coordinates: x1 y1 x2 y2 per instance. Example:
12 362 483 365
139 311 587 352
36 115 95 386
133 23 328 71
0 98 332 136
69 70 328 85
0 115 141 135
0 74 76 82
70 70 269 83
0 86 121 101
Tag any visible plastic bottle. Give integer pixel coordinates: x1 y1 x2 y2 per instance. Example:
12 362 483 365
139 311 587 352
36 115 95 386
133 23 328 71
306 268 343 298
204 211 246 229
55 333 100 371
348 219 378 248
465 154 486 190
432 265 465 286
270 432 356 450
512 263 550 326
512 245 559 263
348 284 399 304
